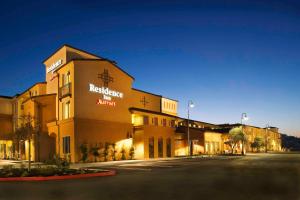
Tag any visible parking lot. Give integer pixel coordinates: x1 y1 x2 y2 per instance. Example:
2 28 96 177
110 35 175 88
0 153 299 200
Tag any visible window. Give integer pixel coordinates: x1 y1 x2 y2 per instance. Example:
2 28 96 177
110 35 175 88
162 119 167 127
143 116 149 125
62 71 71 86
153 117 158 126
62 101 70 119
158 137 163 158
170 120 175 128
166 138 171 157
63 136 70 154
149 137 154 158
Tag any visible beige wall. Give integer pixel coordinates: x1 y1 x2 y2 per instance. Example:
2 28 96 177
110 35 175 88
131 89 161 112
0 97 12 115
0 97 13 136
131 111 176 159
204 132 223 154
74 60 134 123
44 45 101 95
161 97 178 116
244 126 281 151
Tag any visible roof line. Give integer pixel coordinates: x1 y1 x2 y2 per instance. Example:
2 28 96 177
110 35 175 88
129 107 177 118
0 95 13 99
22 93 57 104
178 117 217 126
71 59 135 80
132 88 161 97
16 82 47 98
50 58 135 80
42 44 102 63
162 96 178 102
132 88 178 102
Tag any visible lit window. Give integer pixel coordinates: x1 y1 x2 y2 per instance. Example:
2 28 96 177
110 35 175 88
62 71 71 86
153 117 158 126
162 119 167 127
170 120 175 128
143 116 149 125
63 101 70 119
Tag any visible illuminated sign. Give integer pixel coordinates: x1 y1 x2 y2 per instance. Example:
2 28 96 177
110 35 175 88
96 99 116 106
47 59 63 73
89 83 123 107
89 84 123 98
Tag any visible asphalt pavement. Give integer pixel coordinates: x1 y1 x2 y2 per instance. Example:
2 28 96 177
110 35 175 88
0 153 299 200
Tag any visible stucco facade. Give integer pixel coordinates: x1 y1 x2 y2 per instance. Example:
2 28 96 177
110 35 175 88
0 44 282 162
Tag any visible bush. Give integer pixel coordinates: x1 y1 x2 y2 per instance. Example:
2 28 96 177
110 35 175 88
129 146 135 160
90 146 100 162
121 147 126 160
44 154 70 169
80 144 88 162
103 142 110 161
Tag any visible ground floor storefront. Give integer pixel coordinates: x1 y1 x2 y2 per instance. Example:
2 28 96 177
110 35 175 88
0 122 282 163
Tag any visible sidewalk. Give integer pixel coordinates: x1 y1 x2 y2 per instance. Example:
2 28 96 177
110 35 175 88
0 154 218 169
70 155 217 169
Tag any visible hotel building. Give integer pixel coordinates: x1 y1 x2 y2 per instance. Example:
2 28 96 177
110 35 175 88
0 45 281 162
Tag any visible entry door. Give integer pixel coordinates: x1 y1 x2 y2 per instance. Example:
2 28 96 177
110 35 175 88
149 137 154 158
166 138 171 157
0 144 6 159
158 138 163 158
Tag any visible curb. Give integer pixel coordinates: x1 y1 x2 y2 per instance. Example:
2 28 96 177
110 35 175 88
0 170 116 182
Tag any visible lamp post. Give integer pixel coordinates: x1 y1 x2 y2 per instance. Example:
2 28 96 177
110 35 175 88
240 113 248 155
265 124 270 153
187 100 194 156
241 113 248 125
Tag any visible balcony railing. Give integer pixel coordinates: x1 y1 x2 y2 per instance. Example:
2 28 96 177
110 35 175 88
59 83 72 99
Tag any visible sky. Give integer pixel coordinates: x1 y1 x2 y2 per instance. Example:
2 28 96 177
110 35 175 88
0 0 299 136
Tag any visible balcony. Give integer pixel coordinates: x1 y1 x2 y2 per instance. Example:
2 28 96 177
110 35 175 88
59 83 72 99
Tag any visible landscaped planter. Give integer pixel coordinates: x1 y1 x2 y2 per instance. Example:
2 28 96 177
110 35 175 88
0 167 116 182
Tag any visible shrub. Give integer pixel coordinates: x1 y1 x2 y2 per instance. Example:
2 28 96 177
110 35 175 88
111 143 117 161
121 147 126 160
129 146 135 160
80 144 88 162
103 142 110 161
44 154 70 169
90 146 100 162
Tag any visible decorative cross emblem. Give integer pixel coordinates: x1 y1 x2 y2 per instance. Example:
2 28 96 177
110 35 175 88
98 69 113 87
140 96 149 108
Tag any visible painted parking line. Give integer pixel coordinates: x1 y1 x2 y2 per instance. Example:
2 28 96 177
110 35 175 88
152 165 174 168
116 167 152 171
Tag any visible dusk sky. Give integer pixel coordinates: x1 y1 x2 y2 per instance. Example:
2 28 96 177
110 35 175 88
0 0 299 136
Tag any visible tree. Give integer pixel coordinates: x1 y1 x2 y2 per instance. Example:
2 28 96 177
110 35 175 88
225 127 247 155
14 114 37 172
251 137 265 152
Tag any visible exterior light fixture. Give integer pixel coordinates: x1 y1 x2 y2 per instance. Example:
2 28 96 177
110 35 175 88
187 100 195 156
189 101 195 108
241 113 248 125
265 124 270 153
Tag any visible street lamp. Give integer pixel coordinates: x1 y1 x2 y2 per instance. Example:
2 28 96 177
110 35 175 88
240 113 248 155
241 113 248 125
187 100 194 156
265 124 270 153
